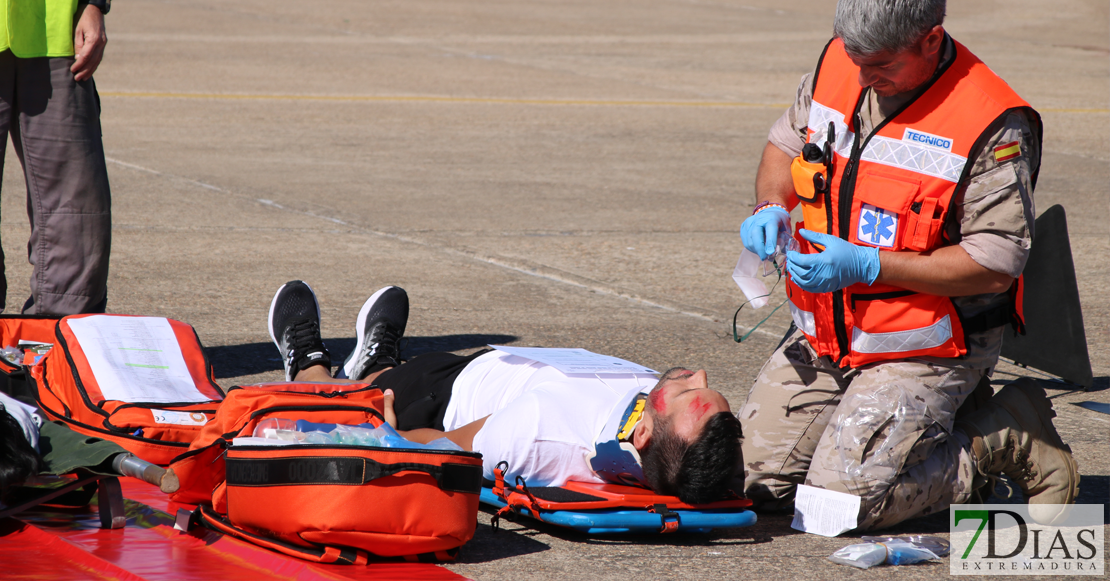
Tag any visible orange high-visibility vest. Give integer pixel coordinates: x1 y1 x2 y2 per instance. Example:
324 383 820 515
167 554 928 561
787 37 1039 368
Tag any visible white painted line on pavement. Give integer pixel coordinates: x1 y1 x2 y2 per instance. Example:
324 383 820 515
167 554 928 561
105 156 782 338
100 90 789 109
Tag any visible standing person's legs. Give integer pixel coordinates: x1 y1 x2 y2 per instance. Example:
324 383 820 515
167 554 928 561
0 52 17 311
803 359 983 530
740 328 850 509
11 56 110 316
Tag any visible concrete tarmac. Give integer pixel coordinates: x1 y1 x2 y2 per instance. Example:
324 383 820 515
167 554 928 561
2 0 1106 578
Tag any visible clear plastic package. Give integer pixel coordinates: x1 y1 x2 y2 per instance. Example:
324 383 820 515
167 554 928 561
862 535 951 559
828 542 888 569
733 229 798 310
374 423 417 448
0 346 22 365
424 437 464 451
879 539 940 566
762 230 799 277
332 424 381 446
249 418 463 451
302 431 336 444
828 536 946 569
733 249 771 309
252 418 303 442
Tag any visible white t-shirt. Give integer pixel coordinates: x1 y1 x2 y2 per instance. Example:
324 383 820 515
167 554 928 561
443 351 658 486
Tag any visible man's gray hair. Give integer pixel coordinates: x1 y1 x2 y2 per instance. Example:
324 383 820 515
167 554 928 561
833 0 946 57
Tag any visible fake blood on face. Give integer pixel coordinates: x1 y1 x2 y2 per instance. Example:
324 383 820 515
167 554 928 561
688 397 712 422
648 389 667 413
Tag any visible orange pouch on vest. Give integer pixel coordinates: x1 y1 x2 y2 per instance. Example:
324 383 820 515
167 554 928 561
902 197 946 251
171 382 483 563
790 155 829 234
30 314 223 466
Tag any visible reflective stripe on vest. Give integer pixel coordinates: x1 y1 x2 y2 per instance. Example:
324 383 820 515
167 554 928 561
808 102 855 159
808 101 968 184
850 315 953 354
789 302 816 337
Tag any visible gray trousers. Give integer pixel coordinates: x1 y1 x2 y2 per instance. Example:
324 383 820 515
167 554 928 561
0 50 111 316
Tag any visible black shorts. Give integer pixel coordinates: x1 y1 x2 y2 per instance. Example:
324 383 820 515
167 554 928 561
371 349 492 431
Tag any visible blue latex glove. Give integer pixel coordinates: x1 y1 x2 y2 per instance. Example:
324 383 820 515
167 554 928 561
786 229 881 293
740 206 791 260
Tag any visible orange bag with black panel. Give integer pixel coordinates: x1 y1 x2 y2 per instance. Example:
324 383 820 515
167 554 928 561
30 314 223 466
170 381 483 564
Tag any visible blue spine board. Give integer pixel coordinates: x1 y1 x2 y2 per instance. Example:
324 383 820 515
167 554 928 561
479 488 757 535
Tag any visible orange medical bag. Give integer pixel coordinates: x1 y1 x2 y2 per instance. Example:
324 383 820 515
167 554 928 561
171 381 483 564
30 314 224 466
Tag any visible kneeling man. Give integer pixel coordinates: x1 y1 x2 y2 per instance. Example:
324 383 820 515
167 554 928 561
737 0 1077 530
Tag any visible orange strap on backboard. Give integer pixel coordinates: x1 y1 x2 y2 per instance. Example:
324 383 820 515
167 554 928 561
648 503 681 533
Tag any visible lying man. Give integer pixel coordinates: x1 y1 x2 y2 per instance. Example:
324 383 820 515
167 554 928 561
267 280 744 504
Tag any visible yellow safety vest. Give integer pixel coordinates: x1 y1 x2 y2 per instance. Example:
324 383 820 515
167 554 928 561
1 0 80 57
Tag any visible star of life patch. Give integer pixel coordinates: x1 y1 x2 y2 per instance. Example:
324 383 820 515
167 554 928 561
857 203 897 248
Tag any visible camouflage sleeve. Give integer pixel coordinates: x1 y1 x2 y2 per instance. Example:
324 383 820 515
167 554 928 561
952 110 1041 278
767 72 814 159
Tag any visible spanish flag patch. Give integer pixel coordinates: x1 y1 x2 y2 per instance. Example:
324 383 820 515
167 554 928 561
994 141 1021 162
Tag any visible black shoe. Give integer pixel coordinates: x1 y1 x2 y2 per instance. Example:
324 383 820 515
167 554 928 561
268 280 332 381
340 286 408 380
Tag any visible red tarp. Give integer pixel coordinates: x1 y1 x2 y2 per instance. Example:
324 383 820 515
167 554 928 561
1 478 469 581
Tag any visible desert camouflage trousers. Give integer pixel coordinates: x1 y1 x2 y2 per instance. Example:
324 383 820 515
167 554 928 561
739 328 988 531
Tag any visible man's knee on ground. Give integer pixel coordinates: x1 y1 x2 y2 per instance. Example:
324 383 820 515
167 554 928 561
809 388 954 528
816 385 942 482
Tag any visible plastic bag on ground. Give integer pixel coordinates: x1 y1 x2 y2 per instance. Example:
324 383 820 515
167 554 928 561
828 536 946 569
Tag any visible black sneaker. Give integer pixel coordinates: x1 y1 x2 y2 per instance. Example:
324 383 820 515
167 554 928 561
268 280 332 381
340 286 408 380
